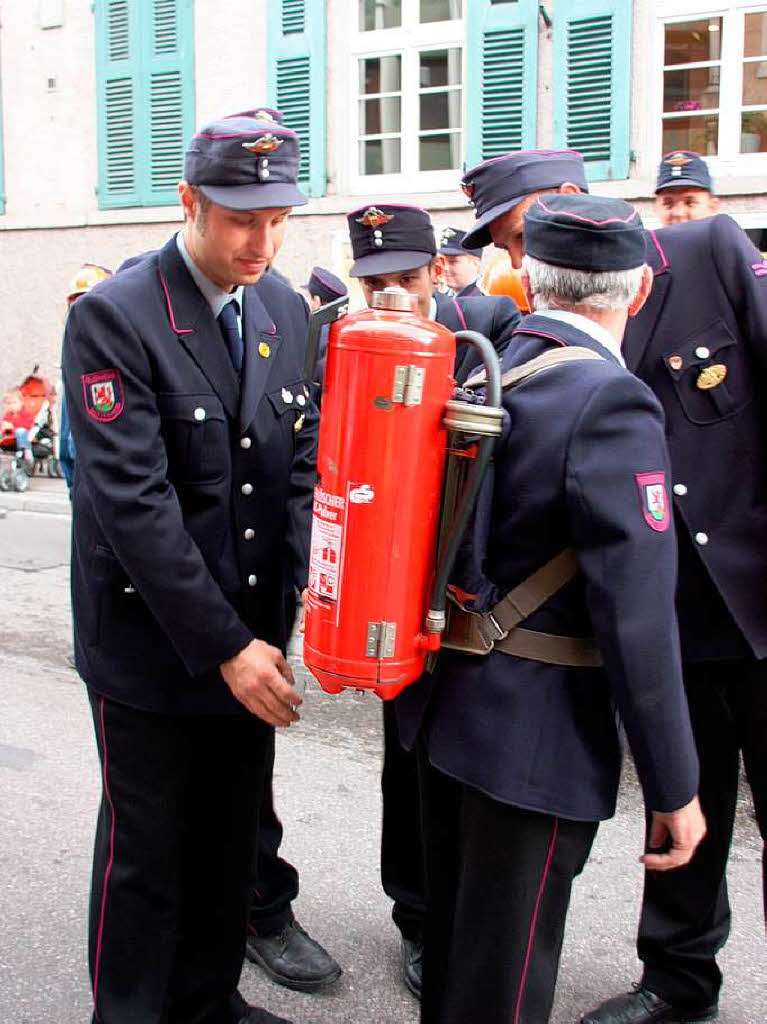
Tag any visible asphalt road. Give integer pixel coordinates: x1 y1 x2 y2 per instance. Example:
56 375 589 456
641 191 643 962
0 495 764 1023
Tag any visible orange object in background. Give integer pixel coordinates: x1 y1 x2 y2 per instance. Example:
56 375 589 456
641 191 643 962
304 291 456 700
482 256 530 313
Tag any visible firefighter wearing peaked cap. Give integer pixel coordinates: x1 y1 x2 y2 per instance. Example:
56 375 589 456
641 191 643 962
454 146 767 1024
63 113 322 1024
437 226 484 297
395 192 704 1024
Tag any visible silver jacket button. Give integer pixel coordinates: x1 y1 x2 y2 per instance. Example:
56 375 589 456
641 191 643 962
240 437 252 449
695 532 709 545
194 407 206 421
296 394 306 407
695 346 710 359
248 574 257 587
241 483 253 496
244 528 255 540
673 483 688 496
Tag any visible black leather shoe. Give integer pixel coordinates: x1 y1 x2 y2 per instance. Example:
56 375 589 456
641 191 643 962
401 936 423 1000
580 984 718 1023
245 919 341 992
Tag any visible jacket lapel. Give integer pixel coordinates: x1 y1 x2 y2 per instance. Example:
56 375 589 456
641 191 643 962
239 287 283 432
157 238 239 420
624 230 672 373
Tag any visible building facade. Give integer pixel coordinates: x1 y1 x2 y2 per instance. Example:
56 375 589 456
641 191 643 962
2 0 767 391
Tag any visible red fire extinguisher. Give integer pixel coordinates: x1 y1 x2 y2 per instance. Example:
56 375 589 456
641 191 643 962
303 288 503 700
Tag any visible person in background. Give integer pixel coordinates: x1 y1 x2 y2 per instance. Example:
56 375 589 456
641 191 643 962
654 151 718 226
437 226 483 297
1 389 34 470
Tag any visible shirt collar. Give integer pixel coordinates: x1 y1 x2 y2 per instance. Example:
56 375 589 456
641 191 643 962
532 309 626 367
176 231 244 319
429 296 437 320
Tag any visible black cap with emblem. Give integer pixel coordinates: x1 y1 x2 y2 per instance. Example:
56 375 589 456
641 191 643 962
305 266 348 305
184 114 307 210
524 194 646 272
655 151 713 193
347 203 436 277
437 226 483 259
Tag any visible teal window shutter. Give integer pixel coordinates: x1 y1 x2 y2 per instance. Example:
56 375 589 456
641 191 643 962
553 0 632 181
95 0 194 209
266 0 327 198
466 0 538 169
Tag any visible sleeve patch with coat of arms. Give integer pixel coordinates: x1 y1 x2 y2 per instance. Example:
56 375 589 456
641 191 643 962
82 369 125 422
634 471 670 532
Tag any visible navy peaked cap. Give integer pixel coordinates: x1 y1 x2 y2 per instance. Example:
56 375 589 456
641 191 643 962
655 150 712 193
524 195 646 272
347 204 436 277
437 226 483 258
184 114 307 210
461 150 589 250
305 266 348 304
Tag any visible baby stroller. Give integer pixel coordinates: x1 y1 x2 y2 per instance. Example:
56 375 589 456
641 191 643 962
0 367 60 492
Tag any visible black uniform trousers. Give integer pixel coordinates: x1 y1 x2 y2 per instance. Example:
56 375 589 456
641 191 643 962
381 700 427 941
639 656 767 1010
88 689 270 1024
418 742 598 1024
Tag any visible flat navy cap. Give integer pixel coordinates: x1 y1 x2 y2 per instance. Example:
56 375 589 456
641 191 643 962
347 204 436 277
524 195 646 272
184 115 307 210
437 226 483 259
225 106 284 124
305 266 348 305
655 150 713 193
461 150 589 250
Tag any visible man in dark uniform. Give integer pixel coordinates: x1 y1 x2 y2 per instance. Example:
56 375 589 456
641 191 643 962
436 226 483 297
344 201 521 998
654 151 718 227
63 114 317 1024
304 266 347 312
396 193 705 1024
460 148 767 1024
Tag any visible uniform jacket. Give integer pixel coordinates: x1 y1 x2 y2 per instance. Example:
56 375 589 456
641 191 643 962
433 290 520 380
626 216 767 660
455 281 483 299
63 236 317 715
398 315 699 821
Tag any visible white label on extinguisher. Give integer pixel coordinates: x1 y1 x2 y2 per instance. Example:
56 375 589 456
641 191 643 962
308 488 346 601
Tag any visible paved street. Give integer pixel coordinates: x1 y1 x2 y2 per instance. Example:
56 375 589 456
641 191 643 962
0 483 764 1023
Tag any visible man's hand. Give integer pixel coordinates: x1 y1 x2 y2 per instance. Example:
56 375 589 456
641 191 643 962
297 587 308 635
641 795 706 872
220 639 301 727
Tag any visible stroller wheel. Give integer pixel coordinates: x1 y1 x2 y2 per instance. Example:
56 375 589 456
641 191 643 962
12 468 29 492
0 470 10 492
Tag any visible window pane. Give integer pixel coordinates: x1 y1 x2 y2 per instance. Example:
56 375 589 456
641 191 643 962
420 0 462 24
744 14 767 59
359 56 402 94
663 67 719 112
741 111 767 153
359 0 401 31
360 138 401 174
420 90 461 131
662 114 718 155
419 132 461 170
360 96 401 135
664 19 722 66
743 63 767 106
420 48 462 88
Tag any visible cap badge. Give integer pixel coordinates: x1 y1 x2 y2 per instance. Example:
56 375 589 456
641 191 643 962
666 153 692 167
242 134 283 155
697 364 727 390
255 110 279 124
439 227 456 247
356 207 394 228
460 182 474 198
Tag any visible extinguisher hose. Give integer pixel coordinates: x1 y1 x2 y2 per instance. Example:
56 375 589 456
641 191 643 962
427 330 503 628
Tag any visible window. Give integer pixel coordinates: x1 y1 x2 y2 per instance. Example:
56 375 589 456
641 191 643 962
347 0 465 192
95 0 194 209
660 5 767 163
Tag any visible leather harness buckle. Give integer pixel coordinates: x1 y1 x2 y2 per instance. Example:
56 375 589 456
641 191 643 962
477 612 506 651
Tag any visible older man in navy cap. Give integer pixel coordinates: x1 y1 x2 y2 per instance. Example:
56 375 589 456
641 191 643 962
436 226 483 297
63 114 320 1024
345 201 521 998
654 150 718 226
396 193 704 1024
462 149 767 1024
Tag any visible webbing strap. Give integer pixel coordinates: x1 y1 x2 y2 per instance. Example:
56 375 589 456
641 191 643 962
465 346 604 390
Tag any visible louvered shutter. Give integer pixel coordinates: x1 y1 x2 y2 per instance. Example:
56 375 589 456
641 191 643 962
95 0 194 209
466 0 538 168
553 0 632 181
266 0 327 198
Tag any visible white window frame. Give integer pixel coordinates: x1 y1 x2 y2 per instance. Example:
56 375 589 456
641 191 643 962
336 1 467 196
656 3 767 177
